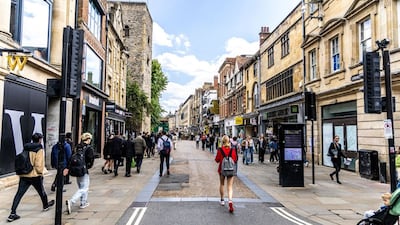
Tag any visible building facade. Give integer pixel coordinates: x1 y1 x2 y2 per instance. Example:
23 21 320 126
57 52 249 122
106 2 129 137
118 1 152 133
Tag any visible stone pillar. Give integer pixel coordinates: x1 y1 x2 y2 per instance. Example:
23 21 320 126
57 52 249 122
0 0 11 38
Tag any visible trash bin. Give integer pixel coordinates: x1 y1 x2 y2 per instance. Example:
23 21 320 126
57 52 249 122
359 149 379 180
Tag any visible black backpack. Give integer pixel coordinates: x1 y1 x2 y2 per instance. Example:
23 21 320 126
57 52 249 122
68 145 87 177
162 138 171 154
15 150 33 175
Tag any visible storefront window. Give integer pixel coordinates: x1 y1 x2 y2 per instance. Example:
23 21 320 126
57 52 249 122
85 46 103 89
10 0 52 61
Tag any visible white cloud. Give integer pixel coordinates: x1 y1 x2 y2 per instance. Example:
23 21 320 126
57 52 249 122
153 22 173 47
153 22 191 52
154 25 259 114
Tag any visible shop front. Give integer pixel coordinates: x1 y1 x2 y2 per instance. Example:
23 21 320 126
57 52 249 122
322 101 357 172
105 101 127 137
0 75 47 176
258 94 303 138
82 93 104 157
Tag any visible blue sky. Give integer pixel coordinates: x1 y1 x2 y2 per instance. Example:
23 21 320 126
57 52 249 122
147 0 301 114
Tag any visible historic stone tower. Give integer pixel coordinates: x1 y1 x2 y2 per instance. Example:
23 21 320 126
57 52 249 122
118 1 152 133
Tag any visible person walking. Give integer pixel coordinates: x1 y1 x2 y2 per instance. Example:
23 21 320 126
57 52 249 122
111 133 123 176
124 136 135 177
215 135 238 213
328 135 346 184
64 132 74 184
269 136 279 163
258 134 267 163
133 134 146 173
157 130 173 176
65 132 95 214
8 133 55 222
102 134 114 174
50 140 72 192
248 136 255 164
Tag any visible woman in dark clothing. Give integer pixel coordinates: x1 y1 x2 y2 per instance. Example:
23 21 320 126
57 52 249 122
328 135 346 184
258 135 268 163
102 135 114 174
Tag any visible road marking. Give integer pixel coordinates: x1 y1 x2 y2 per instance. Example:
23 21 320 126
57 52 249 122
126 207 147 225
271 207 313 225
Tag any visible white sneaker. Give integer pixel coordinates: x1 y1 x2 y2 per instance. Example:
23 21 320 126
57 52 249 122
80 202 90 209
66 200 71 214
220 200 225 206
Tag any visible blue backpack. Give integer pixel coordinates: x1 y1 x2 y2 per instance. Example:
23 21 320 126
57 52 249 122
161 138 171 154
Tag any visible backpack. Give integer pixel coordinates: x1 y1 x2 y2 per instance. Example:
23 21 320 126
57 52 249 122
15 150 33 175
51 144 58 169
68 145 87 177
220 147 236 177
161 138 171 154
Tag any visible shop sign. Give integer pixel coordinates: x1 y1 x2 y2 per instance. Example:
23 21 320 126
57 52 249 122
250 118 257 125
89 95 100 107
235 116 243 125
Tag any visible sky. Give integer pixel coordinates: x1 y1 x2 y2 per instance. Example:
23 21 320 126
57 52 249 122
146 0 301 115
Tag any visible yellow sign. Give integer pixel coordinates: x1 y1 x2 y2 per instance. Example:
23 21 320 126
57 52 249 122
235 116 243 125
7 55 28 71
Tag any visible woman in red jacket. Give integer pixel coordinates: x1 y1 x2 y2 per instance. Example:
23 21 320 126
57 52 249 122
215 135 238 213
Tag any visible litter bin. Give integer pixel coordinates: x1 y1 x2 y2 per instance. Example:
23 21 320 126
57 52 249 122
359 149 379 180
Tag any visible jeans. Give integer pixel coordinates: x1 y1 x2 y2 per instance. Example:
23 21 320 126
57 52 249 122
159 151 170 175
249 147 254 163
135 154 144 169
70 173 90 205
11 176 49 213
243 148 250 165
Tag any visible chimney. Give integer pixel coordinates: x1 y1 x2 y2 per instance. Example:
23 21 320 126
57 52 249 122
259 26 270 46
214 75 218 89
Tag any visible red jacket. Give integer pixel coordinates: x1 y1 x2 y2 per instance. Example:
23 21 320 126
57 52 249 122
215 146 238 174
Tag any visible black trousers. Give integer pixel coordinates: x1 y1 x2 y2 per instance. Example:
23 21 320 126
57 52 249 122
330 158 342 181
159 151 170 175
259 148 265 162
125 156 133 175
11 176 49 213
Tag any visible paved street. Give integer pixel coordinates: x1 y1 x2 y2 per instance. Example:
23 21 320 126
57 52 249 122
0 140 390 225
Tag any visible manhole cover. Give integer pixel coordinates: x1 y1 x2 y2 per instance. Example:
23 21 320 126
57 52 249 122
159 173 189 184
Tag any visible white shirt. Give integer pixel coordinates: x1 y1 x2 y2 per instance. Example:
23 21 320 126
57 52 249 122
157 135 173 153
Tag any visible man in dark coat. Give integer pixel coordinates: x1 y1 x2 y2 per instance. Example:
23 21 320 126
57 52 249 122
123 137 135 177
133 134 146 173
111 134 123 176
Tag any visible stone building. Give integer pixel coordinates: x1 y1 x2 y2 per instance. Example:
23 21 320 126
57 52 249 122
258 3 304 138
106 2 129 137
117 1 153 133
0 0 84 177
301 0 400 175
218 55 252 137
75 0 108 157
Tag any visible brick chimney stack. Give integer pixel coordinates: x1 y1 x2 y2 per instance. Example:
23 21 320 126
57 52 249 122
259 26 270 46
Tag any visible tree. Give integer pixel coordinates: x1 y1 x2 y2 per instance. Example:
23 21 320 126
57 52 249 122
150 59 168 131
126 79 150 132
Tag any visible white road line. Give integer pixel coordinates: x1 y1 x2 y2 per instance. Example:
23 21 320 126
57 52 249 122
126 207 147 225
134 208 147 225
271 207 313 225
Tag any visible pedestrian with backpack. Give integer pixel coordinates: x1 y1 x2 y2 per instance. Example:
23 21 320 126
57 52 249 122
50 140 72 192
215 135 238 213
65 132 95 214
8 133 55 222
157 130 173 177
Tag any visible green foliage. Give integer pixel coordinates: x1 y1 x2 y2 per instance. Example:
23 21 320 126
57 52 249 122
126 79 150 132
150 59 168 131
